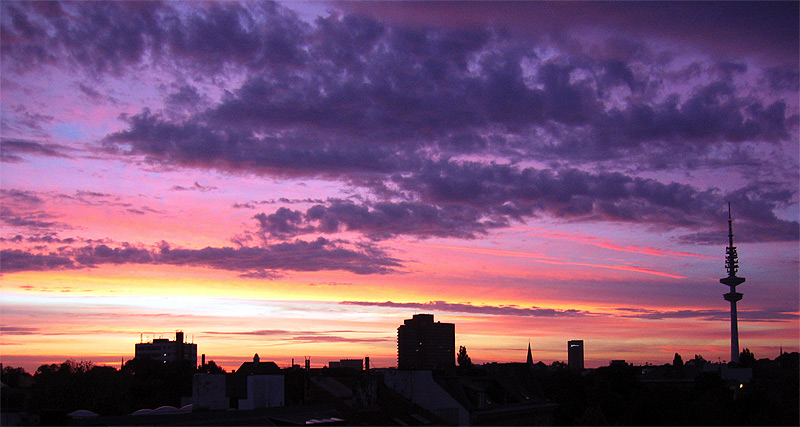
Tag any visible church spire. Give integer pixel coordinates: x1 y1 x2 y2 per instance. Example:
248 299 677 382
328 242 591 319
526 341 533 366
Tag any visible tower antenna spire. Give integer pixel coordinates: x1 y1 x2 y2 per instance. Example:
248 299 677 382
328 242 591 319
720 202 745 363
728 202 733 248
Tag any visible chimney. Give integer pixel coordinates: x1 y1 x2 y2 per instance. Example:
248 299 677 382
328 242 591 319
365 356 370 371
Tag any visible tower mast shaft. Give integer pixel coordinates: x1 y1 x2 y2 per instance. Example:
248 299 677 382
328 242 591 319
730 297 740 362
720 202 745 363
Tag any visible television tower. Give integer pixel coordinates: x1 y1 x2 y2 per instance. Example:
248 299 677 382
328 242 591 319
720 203 745 363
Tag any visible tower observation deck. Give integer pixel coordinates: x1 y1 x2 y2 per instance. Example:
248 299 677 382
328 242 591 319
720 203 745 363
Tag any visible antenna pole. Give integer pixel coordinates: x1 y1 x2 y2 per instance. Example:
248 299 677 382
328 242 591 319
728 202 734 248
720 202 745 363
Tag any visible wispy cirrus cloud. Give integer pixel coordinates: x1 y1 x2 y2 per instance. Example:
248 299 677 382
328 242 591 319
202 329 390 344
0 326 41 336
521 227 715 259
169 181 218 192
341 300 592 317
614 307 799 322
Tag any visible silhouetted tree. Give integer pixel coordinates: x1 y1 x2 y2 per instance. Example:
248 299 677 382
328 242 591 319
672 353 684 368
1 365 31 387
739 348 756 368
691 354 706 369
198 360 225 373
457 346 473 368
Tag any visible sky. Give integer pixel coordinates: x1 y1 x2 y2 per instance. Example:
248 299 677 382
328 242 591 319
1 1 798 373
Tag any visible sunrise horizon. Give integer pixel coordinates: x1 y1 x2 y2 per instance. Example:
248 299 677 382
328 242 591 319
1 1 798 381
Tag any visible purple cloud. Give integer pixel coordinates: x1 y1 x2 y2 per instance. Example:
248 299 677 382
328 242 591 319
1 238 402 277
1 139 71 163
248 163 797 243
614 307 799 322
170 181 218 192
0 249 76 273
4 1 797 248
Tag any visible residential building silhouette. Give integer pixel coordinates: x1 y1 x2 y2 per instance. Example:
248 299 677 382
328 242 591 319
328 359 364 371
397 314 455 370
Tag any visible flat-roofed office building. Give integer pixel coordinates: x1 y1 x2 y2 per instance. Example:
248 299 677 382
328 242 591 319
135 331 197 367
397 314 455 370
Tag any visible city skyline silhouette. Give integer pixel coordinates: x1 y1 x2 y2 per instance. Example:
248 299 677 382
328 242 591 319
1 0 798 378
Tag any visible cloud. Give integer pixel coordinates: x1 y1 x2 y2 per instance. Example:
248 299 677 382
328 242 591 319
204 329 291 336
392 161 798 243
4 1 797 247
202 329 389 344
169 181 218 192
1 238 402 276
0 234 76 245
614 307 799 322
341 1 799 65
0 138 72 162
0 326 40 335
236 159 797 244
0 249 76 273
0 207 67 231
254 199 491 240
104 109 413 177
93 4 796 170
1 1 307 75
1 189 44 205
341 300 591 317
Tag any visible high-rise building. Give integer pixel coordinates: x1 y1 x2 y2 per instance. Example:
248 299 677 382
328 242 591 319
135 331 197 366
568 340 584 371
397 314 455 370
720 203 745 363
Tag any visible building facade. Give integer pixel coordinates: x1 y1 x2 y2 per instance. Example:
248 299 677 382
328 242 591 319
135 331 197 367
397 314 455 370
328 359 364 370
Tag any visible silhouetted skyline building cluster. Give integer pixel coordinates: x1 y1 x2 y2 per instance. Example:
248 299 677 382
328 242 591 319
3 314 798 426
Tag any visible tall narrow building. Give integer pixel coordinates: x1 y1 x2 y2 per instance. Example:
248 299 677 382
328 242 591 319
568 340 584 371
720 203 745 363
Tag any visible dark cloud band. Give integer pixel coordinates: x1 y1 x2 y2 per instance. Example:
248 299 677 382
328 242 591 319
1 238 402 276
